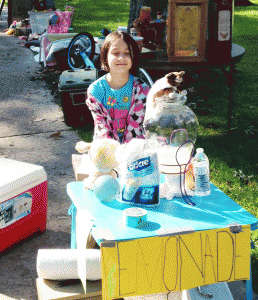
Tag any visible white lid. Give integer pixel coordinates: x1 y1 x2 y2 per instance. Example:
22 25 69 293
124 207 147 217
196 148 204 153
0 158 47 203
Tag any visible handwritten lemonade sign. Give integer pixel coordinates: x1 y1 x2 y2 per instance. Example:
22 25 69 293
101 225 250 299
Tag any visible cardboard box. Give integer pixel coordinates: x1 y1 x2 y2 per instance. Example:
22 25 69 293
36 278 102 300
72 154 89 182
0 158 47 253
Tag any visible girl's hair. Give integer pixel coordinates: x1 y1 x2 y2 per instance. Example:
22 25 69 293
100 31 140 76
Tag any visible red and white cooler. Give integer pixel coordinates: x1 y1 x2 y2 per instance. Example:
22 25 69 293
0 158 48 253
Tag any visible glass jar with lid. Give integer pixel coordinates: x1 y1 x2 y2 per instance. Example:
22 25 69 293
143 90 198 146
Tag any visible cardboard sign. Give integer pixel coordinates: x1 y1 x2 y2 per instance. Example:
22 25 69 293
101 225 250 299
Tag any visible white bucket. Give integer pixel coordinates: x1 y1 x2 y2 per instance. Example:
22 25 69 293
132 36 144 52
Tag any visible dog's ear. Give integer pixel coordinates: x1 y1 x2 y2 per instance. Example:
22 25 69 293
165 72 178 86
174 71 185 77
165 71 185 86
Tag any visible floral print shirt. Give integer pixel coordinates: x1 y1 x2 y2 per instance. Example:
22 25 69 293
86 76 150 143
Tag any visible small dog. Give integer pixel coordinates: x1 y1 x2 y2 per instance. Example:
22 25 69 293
144 71 187 124
153 71 186 99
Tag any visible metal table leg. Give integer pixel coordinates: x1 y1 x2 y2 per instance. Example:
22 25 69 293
220 63 234 132
68 203 77 249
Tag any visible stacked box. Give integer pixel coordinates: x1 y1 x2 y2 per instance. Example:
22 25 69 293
36 278 102 300
0 158 47 253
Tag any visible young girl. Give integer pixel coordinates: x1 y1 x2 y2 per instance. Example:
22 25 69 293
86 31 150 143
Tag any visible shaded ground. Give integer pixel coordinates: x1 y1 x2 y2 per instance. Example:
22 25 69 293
1 6 81 299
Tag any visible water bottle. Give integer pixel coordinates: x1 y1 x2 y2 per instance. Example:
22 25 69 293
193 148 211 196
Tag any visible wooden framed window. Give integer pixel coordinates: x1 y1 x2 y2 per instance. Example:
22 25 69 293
167 0 208 62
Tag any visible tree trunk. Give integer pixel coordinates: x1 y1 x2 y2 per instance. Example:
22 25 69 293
235 0 254 6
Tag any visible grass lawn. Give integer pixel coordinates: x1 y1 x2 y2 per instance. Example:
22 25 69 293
55 0 130 36
54 0 258 292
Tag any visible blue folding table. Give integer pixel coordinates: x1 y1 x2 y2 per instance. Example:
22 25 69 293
67 179 258 300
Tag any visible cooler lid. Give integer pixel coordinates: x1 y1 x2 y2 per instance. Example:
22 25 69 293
58 68 97 91
0 158 47 202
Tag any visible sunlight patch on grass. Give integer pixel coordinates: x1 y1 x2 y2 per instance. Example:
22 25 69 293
233 36 258 74
198 127 224 136
234 6 258 37
55 0 130 36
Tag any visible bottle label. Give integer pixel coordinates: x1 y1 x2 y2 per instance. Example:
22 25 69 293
196 175 210 192
195 166 207 175
218 10 231 41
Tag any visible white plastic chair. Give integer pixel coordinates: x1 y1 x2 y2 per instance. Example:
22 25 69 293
28 11 55 35
32 7 77 67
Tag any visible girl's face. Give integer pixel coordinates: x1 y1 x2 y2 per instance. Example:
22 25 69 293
107 39 132 75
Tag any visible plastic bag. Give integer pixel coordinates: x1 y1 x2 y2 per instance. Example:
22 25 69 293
117 139 160 206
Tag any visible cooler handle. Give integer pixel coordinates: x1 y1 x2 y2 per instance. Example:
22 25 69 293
70 92 87 106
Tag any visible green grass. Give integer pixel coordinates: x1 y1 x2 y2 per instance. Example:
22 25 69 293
55 0 258 291
55 0 130 37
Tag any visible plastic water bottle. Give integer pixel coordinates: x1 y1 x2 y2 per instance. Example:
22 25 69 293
193 148 211 196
